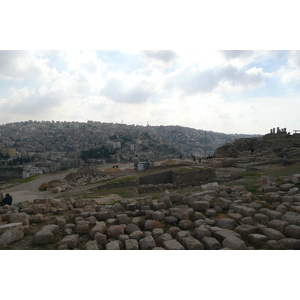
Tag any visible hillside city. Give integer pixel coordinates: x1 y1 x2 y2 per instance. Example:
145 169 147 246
0 120 259 178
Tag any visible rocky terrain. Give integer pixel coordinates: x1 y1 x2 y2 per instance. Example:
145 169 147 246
1 163 300 250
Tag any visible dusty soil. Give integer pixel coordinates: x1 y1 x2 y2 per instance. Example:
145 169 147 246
1 163 134 205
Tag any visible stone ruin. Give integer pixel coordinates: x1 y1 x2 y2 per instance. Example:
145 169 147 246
1 173 300 250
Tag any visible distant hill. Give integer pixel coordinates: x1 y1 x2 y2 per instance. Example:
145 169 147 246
213 130 300 159
0 120 261 160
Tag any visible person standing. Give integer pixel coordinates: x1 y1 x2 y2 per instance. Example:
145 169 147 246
283 152 289 166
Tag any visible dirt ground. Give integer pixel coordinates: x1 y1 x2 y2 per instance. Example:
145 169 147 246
1 163 134 204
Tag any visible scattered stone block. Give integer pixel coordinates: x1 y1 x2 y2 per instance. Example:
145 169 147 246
162 239 185 250
213 229 241 243
125 239 139 250
267 220 289 233
234 225 257 239
10 213 30 226
107 225 124 239
217 218 237 230
129 230 144 240
278 238 300 250
144 220 161 231
182 237 204 250
90 222 107 238
178 220 193 230
202 237 221 250
106 241 121 250
248 234 269 245
84 240 99 250
139 236 156 250
193 201 210 211
261 227 285 240
284 225 300 239
58 234 79 249
222 235 247 250
76 221 90 235
94 232 107 247
0 223 24 246
35 231 54 244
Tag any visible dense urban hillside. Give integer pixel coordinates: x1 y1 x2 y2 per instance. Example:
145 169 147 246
0 120 260 163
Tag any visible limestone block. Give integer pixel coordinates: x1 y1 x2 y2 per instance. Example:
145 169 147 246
139 236 156 250
84 240 99 250
177 209 189 220
29 214 45 224
278 238 300 250
107 218 118 226
156 233 173 246
261 227 285 240
253 213 269 224
0 223 24 246
107 225 124 239
181 237 204 250
144 219 161 231
280 196 294 204
117 214 131 225
165 216 178 225
176 231 191 243
202 237 222 250
129 230 144 240
152 211 165 221
213 229 241 243
282 212 300 225
75 221 90 235
284 225 300 239
35 231 54 244
58 234 79 249
201 182 219 191
125 239 139 250
96 211 110 221
222 235 247 250
213 198 231 210
168 226 181 238
158 196 172 208
248 234 268 244
241 217 254 225
193 201 210 211
125 223 140 235
234 225 257 239
10 213 30 226
217 218 237 230
228 213 243 223
43 224 59 234
280 183 295 191
153 202 167 210
162 239 185 250
267 220 289 233
178 220 193 230
264 210 282 221
90 222 106 238
94 232 107 247
152 228 164 239
106 241 121 250
55 216 67 228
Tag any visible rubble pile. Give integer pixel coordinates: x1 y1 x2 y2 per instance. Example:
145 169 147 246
39 167 114 193
1 173 300 250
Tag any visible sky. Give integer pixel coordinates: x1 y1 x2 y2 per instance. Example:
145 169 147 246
1 1 300 137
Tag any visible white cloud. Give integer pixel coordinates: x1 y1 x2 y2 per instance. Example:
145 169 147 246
0 50 57 81
140 50 179 66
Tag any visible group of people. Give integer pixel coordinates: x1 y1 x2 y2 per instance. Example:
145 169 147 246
0 189 13 206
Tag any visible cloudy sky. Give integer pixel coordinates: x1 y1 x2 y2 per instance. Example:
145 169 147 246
1 1 299 136
1 49 299 134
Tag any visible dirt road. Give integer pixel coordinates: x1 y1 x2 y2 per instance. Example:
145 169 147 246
1 163 134 204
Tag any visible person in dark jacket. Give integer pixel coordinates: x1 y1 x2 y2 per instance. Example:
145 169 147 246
1 193 13 206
